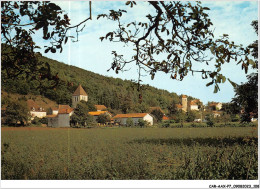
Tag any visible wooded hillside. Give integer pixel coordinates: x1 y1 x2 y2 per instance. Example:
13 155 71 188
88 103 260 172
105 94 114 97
2 45 190 115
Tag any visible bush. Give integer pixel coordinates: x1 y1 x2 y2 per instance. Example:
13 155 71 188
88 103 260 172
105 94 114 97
126 118 134 127
206 115 215 127
31 117 41 125
39 117 48 124
162 122 170 128
138 119 149 127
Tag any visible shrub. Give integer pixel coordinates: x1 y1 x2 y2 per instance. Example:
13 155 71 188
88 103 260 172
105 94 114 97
126 118 134 127
138 119 149 127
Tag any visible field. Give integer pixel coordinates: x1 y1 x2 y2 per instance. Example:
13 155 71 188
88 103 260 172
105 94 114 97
1 127 258 180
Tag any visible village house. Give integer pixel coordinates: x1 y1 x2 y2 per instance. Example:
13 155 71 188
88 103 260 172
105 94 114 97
88 111 112 121
209 102 222 110
27 99 46 119
190 99 201 111
46 107 74 127
113 113 154 126
47 84 87 127
212 111 221 118
95 105 107 111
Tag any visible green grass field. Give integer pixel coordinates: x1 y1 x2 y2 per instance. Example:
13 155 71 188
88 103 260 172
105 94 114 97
1 127 258 180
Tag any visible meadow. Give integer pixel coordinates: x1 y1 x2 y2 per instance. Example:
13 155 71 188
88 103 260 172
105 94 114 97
1 126 258 180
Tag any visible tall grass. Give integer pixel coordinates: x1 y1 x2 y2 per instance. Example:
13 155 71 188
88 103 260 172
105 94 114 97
1 127 258 179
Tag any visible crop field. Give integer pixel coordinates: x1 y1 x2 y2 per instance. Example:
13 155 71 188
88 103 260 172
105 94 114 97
1 127 258 180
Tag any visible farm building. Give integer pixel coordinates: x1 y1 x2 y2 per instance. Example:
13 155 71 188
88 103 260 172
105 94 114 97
113 113 154 125
46 107 74 127
27 99 46 119
47 105 74 127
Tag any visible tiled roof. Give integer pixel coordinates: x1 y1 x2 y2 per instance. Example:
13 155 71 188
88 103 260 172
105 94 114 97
51 107 58 110
58 105 71 110
72 84 87 96
190 99 200 105
162 115 170 120
176 104 182 108
27 99 45 112
113 113 149 118
46 114 58 118
58 108 74 114
95 105 107 111
181 95 187 98
88 111 110 116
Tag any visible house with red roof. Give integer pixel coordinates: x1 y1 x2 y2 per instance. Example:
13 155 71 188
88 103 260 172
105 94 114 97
190 99 201 111
95 105 107 111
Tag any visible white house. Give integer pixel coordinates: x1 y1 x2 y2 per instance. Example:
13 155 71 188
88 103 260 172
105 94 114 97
190 99 201 111
27 99 46 119
113 113 154 126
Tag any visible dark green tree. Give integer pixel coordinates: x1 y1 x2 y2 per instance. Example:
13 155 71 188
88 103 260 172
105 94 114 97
231 20 258 122
4 99 30 126
186 111 196 122
97 113 111 124
232 73 258 122
126 118 134 127
70 101 94 127
150 109 164 123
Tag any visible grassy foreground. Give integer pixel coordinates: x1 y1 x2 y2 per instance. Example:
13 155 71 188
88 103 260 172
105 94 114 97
1 127 258 180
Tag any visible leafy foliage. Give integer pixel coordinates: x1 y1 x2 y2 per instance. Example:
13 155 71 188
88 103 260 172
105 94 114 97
70 101 95 127
3 99 30 126
150 109 164 123
99 1 254 92
232 73 258 122
97 113 111 124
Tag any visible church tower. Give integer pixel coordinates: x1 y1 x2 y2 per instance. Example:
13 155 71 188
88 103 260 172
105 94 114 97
181 95 187 112
72 84 88 108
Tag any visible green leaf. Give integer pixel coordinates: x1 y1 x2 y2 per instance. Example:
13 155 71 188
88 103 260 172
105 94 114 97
206 81 214 87
228 78 237 88
222 76 226 83
249 59 255 67
210 46 215 55
51 48 56 53
64 37 68 44
213 85 218 93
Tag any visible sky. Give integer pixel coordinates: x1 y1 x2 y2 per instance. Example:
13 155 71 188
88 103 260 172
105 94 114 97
33 1 258 104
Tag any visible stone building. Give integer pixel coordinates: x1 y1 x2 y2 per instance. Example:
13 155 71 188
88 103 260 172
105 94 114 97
72 84 88 108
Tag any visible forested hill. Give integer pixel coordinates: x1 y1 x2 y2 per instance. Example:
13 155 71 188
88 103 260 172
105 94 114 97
2 49 186 115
